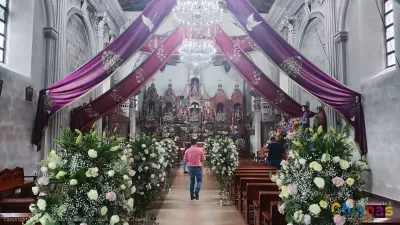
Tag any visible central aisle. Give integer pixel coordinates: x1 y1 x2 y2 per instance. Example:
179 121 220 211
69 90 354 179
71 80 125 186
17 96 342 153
156 166 246 225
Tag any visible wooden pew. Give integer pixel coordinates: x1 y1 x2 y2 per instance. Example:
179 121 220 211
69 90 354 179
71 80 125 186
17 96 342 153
238 177 271 212
0 213 32 225
362 218 400 224
243 183 278 225
0 167 36 197
0 198 34 213
231 173 271 206
253 191 280 225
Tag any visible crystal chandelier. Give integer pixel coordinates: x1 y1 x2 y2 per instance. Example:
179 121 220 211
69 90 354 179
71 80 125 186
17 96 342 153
179 39 216 69
173 0 224 40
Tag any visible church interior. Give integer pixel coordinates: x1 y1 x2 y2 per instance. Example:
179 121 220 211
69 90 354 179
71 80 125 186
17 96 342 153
0 0 400 224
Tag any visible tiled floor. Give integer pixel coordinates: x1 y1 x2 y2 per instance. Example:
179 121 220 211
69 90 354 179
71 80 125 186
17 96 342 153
156 166 246 225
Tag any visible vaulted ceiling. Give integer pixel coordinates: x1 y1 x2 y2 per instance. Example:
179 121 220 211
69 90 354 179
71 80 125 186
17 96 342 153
117 0 275 13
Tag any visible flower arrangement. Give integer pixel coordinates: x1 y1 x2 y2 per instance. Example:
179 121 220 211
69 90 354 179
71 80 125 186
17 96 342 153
155 138 177 173
275 129 286 142
209 138 239 193
203 138 215 169
124 134 165 217
271 125 370 225
26 128 134 225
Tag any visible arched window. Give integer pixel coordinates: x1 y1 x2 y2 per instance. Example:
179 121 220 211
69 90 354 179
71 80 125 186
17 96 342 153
0 0 8 63
384 0 395 67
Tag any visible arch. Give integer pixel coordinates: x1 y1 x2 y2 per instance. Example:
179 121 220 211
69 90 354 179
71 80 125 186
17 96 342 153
296 11 325 50
337 0 350 32
67 7 96 57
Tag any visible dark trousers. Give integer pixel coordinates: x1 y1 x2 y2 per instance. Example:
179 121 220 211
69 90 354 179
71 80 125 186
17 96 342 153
188 167 202 197
267 159 282 170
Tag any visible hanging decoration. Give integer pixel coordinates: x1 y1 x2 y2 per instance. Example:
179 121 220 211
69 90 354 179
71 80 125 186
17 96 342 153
31 0 176 149
226 0 367 155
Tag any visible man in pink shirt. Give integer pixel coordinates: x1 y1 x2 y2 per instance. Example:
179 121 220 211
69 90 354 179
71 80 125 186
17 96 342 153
184 138 206 200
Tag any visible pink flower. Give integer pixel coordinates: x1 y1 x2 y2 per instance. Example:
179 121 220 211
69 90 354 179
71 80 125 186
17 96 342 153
277 204 285 214
106 192 117 201
129 169 136 177
280 160 288 165
332 177 345 187
333 215 346 225
38 177 50 186
287 184 297 195
151 163 157 168
303 214 311 225
161 177 165 182
129 158 134 163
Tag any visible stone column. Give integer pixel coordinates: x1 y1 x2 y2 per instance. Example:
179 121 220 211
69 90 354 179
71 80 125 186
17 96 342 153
253 96 262 153
324 0 339 130
43 28 58 87
45 0 68 151
129 97 137 136
335 31 348 131
285 17 301 103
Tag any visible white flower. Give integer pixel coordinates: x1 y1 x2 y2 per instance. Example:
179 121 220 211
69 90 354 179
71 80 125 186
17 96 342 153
299 158 306 165
120 155 127 161
40 167 48 173
86 167 99 177
309 204 321 215
32 186 39 195
37 199 46 210
346 199 355 208
29 203 36 213
303 214 311 225
87 189 99 200
55 171 67 179
127 180 132 187
145 166 149 170
333 156 341 163
151 174 155 178
88 149 97 158
339 160 350 170
48 162 57 169
144 150 149 154
100 206 108 216
110 215 120 225
287 184 297 195
293 210 304 223
69 179 78 186
278 204 285 214
127 198 134 208
107 170 115 177
131 186 136 194
141 144 146 148
121 184 126 190
123 175 129 180
313 177 325 189
142 157 146 161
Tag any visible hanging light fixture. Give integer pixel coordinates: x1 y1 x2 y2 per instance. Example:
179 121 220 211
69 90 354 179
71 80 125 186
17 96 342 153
179 39 216 70
173 0 224 40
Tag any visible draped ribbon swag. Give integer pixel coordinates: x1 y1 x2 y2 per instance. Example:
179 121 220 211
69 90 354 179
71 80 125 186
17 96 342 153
32 0 176 148
226 0 367 154
216 30 302 117
71 31 182 130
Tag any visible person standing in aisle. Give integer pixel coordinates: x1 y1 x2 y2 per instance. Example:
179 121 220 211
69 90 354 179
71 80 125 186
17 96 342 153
184 138 206 200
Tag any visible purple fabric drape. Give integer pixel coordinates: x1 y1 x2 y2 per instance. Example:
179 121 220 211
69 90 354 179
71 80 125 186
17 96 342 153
71 31 181 130
227 0 367 155
216 30 302 117
32 0 176 149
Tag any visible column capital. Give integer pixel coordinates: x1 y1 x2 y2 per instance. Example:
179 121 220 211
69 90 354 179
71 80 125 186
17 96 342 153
335 31 348 44
283 16 296 29
43 27 58 40
253 96 262 111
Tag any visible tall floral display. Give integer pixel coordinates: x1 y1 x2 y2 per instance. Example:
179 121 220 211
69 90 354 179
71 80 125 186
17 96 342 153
209 138 239 205
203 138 215 169
271 126 370 225
155 138 177 174
26 128 135 225
124 134 165 217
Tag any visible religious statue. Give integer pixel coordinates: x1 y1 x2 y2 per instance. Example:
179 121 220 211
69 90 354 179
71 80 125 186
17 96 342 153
149 102 155 115
313 106 327 132
269 127 276 138
299 102 316 129
234 104 242 121
165 102 173 114
190 77 200 95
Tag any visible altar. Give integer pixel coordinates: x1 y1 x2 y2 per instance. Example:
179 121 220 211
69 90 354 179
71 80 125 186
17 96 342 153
139 72 244 141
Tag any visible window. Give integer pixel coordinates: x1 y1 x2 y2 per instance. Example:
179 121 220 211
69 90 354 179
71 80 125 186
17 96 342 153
0 0 8 63
385 0 395 67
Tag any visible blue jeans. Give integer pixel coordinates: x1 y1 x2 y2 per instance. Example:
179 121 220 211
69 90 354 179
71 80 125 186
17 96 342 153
184 162 188 172
188 167 202 197
267 160 282 170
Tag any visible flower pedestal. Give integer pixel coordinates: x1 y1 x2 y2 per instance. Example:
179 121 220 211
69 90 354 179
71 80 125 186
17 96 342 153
218 190 233 207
